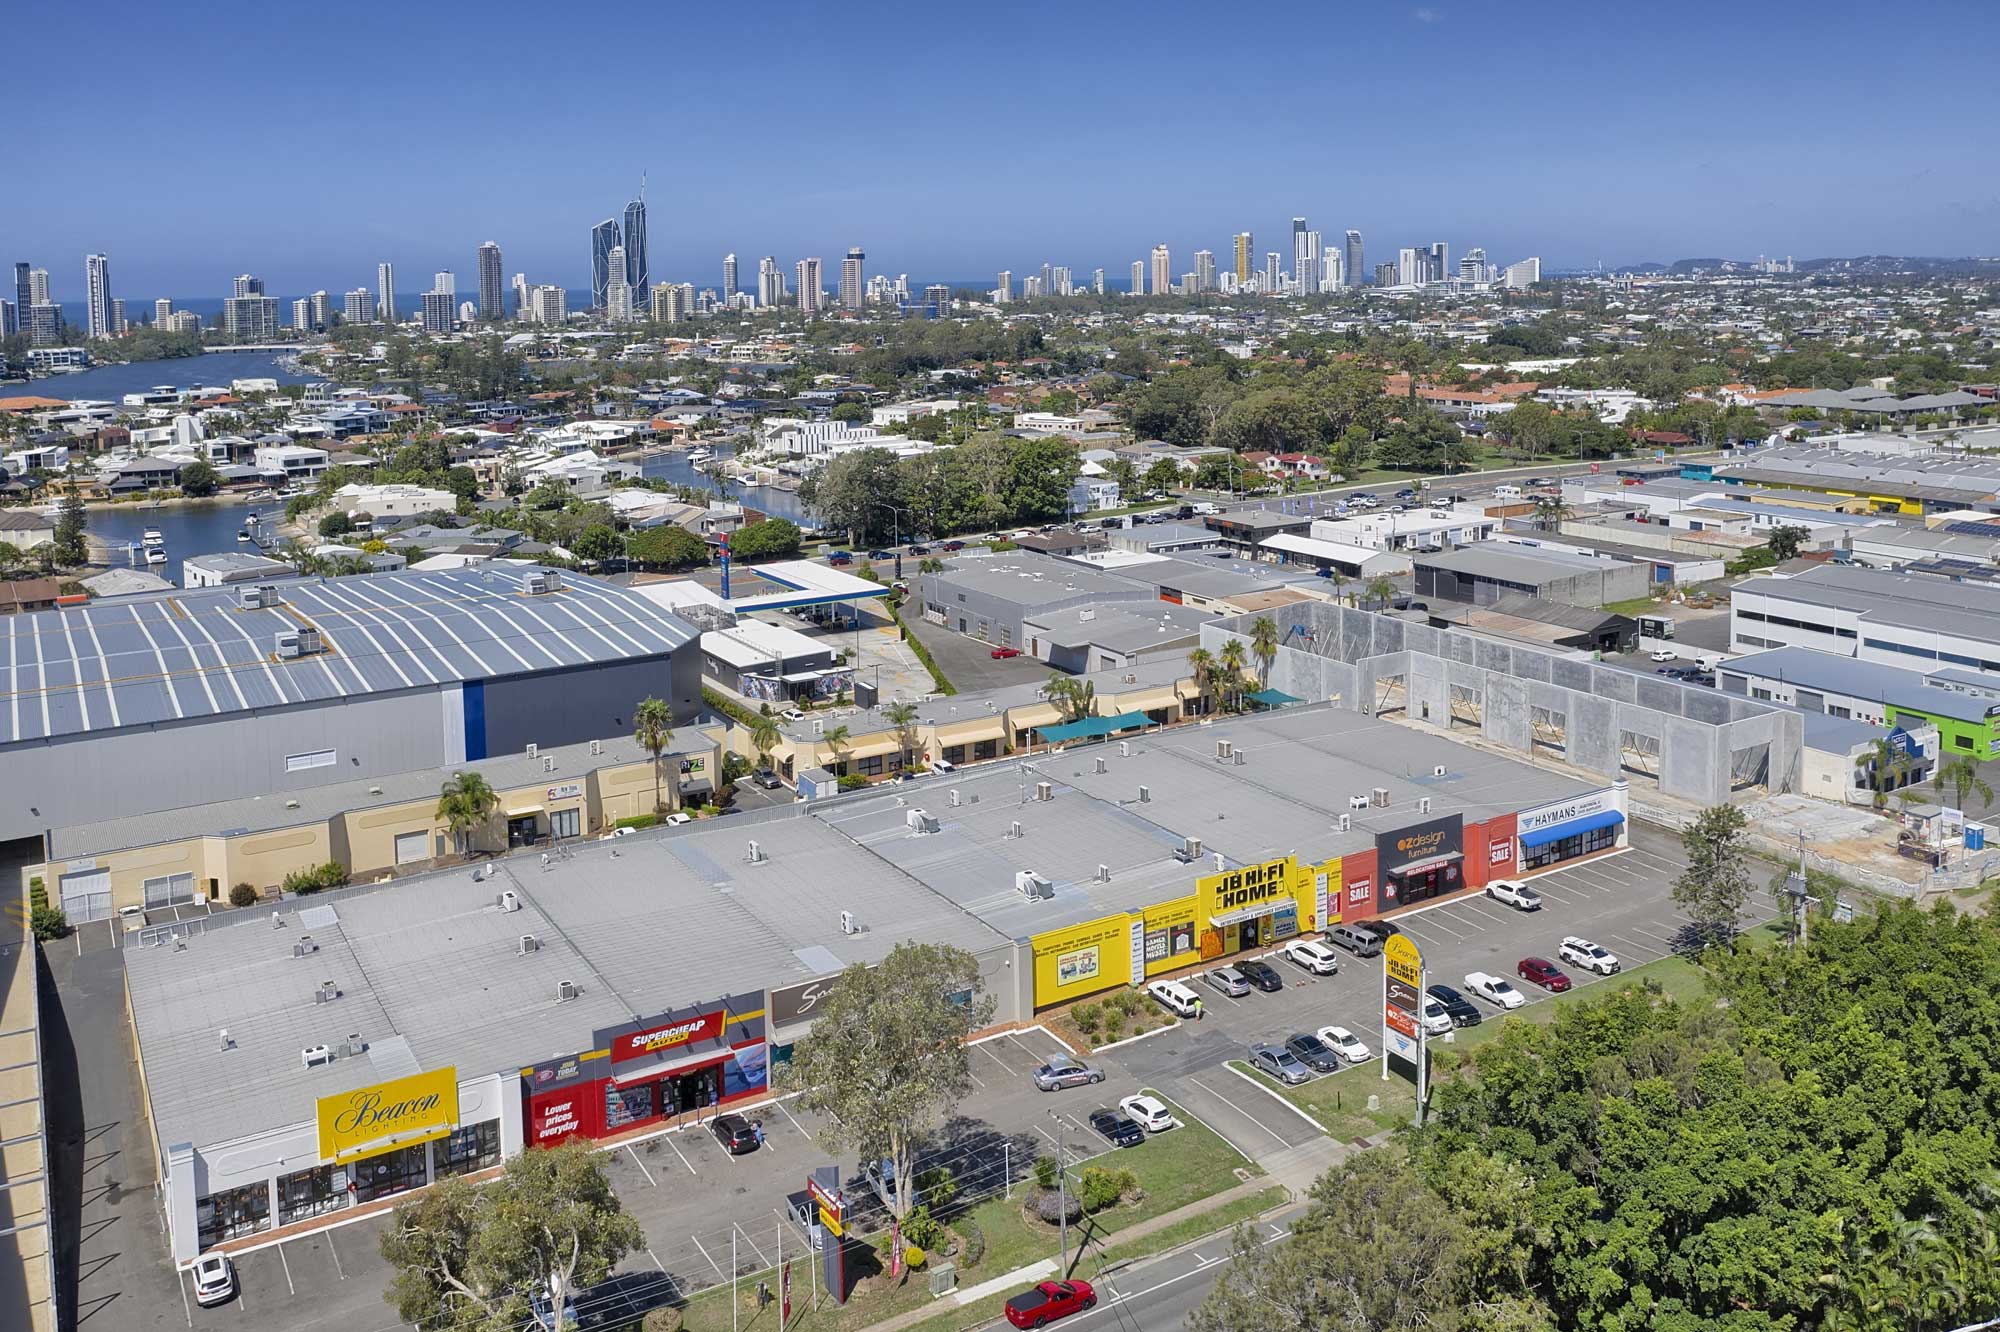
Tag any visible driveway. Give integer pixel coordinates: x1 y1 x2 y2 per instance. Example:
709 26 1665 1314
901 612 1052 693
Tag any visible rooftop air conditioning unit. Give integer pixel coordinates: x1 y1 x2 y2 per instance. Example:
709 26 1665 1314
949 788 961 807
1371 787 1390 807
1096 864 1110 883
746 840 765 863
1007 820 1023 839
274 629 302 659
497 890 522 913
342 1033 365 1057
1119 741 1130 757
813 719 824 734
1348 794 1369 809
1418 796 1432 815
525 573 557 595
301 1043 333 1069
1094 756 1107 774
526 743 539 758
1233 749 1246 766
1173 835 1203 864
518 934 540 954
840 910 858 935
589 739 602 755
555 980 580 1002
1015 870 1053 900
1216 739 1234 761
1338 812 1352 832
292 935 318 957
1034 781 1053 802
315 980 339 1004
1138 785 1151 803
1432 765 1447 778
238 584 279 610
906 808 939 835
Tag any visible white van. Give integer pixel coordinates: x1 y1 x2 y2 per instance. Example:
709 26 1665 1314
1146 978 1203 1019
1189 501 1221 517
1493 484 1523 500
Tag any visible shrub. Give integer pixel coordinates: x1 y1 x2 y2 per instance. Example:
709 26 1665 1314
1035 1190 1082 1225
901 1203 944 1251
903 1245 927 1270
1032 1155 1058 1192
281 861 349 895
228 882 259 908
30 904 69 941
957 1215 986 1267
1078 1166 1137 1213
614 814 659 831
641 1309 683 1332
28 876 47 911
914 1165 958 1211
837 774 870 791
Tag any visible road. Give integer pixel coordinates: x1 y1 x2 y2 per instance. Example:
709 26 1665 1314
1063 1203 1303 1332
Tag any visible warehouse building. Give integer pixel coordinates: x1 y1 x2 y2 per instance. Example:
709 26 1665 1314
2 566 701 892
127 704 1619 1264
916 556 1157 650
698 616 843 702
1719 645 2000 761
1729 564 2000 672
1414 544 1652 609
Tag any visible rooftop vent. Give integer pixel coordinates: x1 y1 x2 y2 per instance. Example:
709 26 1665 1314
746 839 765 863
1034 781 1053 802
292 935 318 957
1094 756 1106 774
518 933 540 954
1233 749 1246 766
1432 764 1447 778
1417 796 1432 815
1338 812 1352 832
497 890 521 912
1174 836 1203 864
1138 784 1151 803
1015 870 1053 900
342 1033 365 1057
556 980 580 1002
218 1028 233 1051
1095 864 1110 883
1371 787 1390 807
1006 820 1024 840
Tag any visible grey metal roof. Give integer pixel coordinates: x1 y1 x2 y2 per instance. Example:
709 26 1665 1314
1415 544 1631 582
1747 564 2000 643
1719 645 2000 724
1021 602 1212 653
0 565 695 744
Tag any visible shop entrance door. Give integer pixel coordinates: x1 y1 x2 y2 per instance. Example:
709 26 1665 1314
507 816 539 848
667 1064 719 1116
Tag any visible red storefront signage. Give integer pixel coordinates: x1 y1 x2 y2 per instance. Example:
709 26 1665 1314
611 1009 725 1063
528 1082 602 1146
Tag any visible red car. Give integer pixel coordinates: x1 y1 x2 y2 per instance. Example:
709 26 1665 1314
991 646 1022 659
1517 957 1572 992
1005 1279 1095 1328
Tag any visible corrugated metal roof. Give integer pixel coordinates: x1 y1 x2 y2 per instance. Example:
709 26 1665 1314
0 566 694 744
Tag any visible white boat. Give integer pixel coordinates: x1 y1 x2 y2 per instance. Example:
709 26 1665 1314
687 448 713 463
144 547 168 566
142 528 165 548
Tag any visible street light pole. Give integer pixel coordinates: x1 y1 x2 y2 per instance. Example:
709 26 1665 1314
1050 1110 1067 1278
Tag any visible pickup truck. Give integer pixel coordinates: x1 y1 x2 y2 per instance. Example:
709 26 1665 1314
1463 971 1526 1010
1560 936 1621 975
1004 1279 1096 1328
1485 879 1542 911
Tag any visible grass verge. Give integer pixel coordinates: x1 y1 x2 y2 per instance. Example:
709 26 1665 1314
668 1103 1255 1332
1225 1059 1416 1143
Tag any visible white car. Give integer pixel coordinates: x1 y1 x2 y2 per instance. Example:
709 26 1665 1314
1560 936 1622 975
1420 997 1454 1036
1316 1025 1372 1064
1118 1093 1178 1133
780 708 808 723
1486 880 1542 911
1282 939 1340 975
192 1252 237 1307
1648 649 1677 662
1463 971 1526 1010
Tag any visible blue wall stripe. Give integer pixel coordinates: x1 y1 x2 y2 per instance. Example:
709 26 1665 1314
463 679 487 761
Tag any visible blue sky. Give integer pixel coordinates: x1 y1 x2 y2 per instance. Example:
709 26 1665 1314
12 0 1998 298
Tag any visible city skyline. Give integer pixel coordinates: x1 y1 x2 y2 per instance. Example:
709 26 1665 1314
11 1 1996 296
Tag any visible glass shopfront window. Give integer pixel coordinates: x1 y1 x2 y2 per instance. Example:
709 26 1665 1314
605 1079 657 1130
434 1120 503 1179
278 1164 348 1226
197 1180 271 1249
1522 821 1621 871
351 1141 429 1205
1389 858 1463 908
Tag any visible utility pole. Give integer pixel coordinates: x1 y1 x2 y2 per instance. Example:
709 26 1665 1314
1050 1109 1067 1277
1784 829 1810 948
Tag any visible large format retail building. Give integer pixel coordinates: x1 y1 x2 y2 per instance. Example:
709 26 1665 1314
128 705 1626 1263
2 565 702 920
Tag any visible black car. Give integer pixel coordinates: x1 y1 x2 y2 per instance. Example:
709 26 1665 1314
1234 958 1284 992
711 1113 761 1153
1285 1032 1341 1073
1087 1108 1146 1148
1425 984 1483 1028
907 544 930 555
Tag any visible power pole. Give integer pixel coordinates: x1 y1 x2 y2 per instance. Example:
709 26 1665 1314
1050 1110 1067 1277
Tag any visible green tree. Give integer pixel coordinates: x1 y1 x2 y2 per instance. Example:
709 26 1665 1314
178 459 221 497
380 1138 643 1332
1249 616 1279 686
318 511 357 539
882 700 921 774
1217 637 1248 710
52 494 86 567
570 524 619 566
830 401 870 424
1766 523 1809 562
436 771 499 859
276 537 324 576
728 517 801 562
1933 753 1993 811
821 722 851 775
625 525 707 570
1186 646 1216 711
1007 437 1080 523
1142 458 1184 495
780 943 996 1225
632 697 675 813
748 714 781 770
1672 803 1753 943
1529 493 1574 531
1362 575 1397 608
1044 673 1096 724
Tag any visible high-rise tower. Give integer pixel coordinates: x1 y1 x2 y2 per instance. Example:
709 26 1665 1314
477 242 503 320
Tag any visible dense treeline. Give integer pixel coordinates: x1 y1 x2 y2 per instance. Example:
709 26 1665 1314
1195 902 2000 1332
799 434 1081 545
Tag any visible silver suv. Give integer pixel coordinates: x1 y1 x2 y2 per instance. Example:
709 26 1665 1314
1204 966 1251 997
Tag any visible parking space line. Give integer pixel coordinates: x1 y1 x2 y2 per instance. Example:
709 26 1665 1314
176 1267 193 1327
625 1143 658 1187
777 1097 814 1141
662 1133 698 1175
325 1226 346 1279
278 1240 295 1295
690 1234 727 1281
740 1227 771 1268
1186 1075 1293 1149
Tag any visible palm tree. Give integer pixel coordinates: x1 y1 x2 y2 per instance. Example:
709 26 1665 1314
749 713 782 772
1218 638 1248 711
882 701 921 777
632 696 675 812
1249 616 1279 687
1186 646 1216 716
821 723 851 776
436 771 499 859
1859 736 1916 810
1531 493 1574 532
1933 754 1993 811
1362 575 1397 610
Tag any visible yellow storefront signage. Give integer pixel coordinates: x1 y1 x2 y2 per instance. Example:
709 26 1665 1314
1384 934 1423 991
1196 856 1295 917
317 1066 459 1163
1030 916 1133 1007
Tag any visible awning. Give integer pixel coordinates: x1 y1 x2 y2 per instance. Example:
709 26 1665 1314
1244 688 1302 709
1209 902 1280 928
505 805 544 819
1519 809 1624 849
1035 711 1151 744
1387 850 1463 877
611 1044 730 1085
